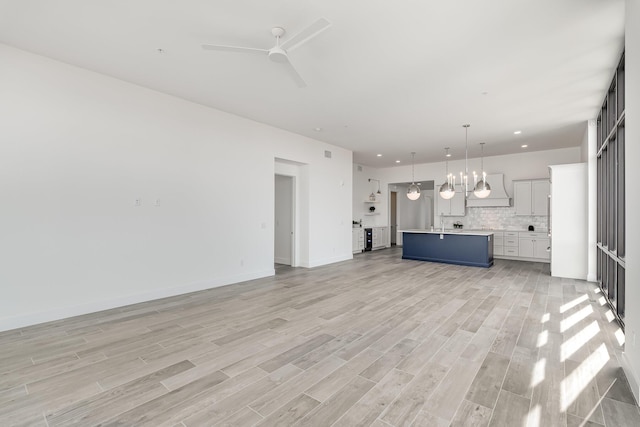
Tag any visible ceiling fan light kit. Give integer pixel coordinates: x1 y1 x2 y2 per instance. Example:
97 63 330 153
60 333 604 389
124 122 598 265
201 18 331 88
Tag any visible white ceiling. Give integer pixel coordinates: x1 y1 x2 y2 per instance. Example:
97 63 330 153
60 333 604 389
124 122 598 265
0 0 625 167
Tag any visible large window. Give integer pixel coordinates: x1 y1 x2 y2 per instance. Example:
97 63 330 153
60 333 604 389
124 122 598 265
596 52 625 325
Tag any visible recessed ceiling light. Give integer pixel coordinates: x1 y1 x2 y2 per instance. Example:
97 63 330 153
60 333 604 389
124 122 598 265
377 154 382 157
157 48 165 54
481 91 489 95
521 144 528 148
395 160 401 163
514 130 522 135
446 153 452 157
313 127 322 132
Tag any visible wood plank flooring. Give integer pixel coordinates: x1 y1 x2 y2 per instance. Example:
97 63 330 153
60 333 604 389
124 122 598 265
1 247 639 426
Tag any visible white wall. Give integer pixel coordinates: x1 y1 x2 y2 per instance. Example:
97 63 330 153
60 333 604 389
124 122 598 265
381 147 580 197
370 147 580 229
622 0 640 403
0 44 353 331
352 163 386 227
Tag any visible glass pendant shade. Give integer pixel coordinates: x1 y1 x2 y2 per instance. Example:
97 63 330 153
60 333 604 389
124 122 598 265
439 182 455 199
407 183 421 200
473 180 491 198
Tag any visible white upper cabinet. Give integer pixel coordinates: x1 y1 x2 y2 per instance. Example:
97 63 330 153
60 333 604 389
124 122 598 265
514 179 549 216
436 190 465 216
531 181 550 215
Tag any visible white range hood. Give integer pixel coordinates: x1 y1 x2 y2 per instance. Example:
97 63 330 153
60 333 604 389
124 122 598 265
466 173 511 207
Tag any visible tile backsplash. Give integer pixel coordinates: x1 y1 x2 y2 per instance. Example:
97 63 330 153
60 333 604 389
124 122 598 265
441 206 549 231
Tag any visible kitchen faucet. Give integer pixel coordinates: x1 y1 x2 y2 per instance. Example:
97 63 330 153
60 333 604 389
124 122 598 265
440 216 445 232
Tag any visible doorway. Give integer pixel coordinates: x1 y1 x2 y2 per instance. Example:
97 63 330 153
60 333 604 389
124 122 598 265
274 174 295 266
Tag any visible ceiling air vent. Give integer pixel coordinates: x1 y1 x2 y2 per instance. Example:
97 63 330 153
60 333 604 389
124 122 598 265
324 150 332 159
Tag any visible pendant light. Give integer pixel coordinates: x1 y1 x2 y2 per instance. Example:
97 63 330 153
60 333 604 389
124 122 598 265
473 142 491 198
439 147 455 199
407 152 421 200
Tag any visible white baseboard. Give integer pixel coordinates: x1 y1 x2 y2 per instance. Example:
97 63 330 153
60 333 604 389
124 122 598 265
305 253 353 268
586 273 597 282
0 269 275 333
621 351 640 406
274 256 290 265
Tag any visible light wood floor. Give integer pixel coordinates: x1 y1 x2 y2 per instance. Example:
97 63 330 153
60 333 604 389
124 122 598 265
1 248 639 426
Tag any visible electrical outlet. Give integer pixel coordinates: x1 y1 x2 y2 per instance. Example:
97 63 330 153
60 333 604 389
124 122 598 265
134 197 142 207
154 198 161 207
440 234 444 239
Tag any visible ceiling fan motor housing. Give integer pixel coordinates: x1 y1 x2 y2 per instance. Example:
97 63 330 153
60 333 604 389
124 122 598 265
268 46 288 63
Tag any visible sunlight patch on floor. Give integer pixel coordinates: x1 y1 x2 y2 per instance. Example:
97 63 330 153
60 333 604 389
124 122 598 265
561 320 599 362
614 328 625 346
525 404 541 427
604 309 615 322
560 294 588 314
560 305 593 332
541 313 550 323
598 296 607 306
531 358 546 388
537 330 548 348
560 343 610 411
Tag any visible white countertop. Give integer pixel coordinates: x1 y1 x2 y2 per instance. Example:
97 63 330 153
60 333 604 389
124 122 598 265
466 228 548 233
400 229 494 236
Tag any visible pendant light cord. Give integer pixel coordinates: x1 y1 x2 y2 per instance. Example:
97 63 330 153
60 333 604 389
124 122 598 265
411 152 416 183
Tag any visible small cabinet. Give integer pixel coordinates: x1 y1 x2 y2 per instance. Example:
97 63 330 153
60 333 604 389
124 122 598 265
436 190 465 217
372 227 388 249
514 179 550 216
352 229 364 253
518 232 550 260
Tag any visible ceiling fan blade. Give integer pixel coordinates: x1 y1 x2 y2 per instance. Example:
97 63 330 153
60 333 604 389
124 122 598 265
281 60 307 88
201 44 268 55
280 18 331 52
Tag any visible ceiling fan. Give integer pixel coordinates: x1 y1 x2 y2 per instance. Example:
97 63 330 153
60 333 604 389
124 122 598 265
201 18 331 88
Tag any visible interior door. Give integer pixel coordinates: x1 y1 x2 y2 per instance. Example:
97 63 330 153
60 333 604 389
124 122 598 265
274 174 293 265
390 191 397 244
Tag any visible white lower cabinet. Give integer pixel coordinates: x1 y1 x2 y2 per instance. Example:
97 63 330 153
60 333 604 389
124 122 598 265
518 232 550 261
372 227 388 249
353 227 387 253
352 229 364 253
503 232 519 257
489 230 550 263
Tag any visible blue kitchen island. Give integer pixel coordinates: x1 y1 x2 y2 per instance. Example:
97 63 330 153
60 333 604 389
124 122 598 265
401 229 494 268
